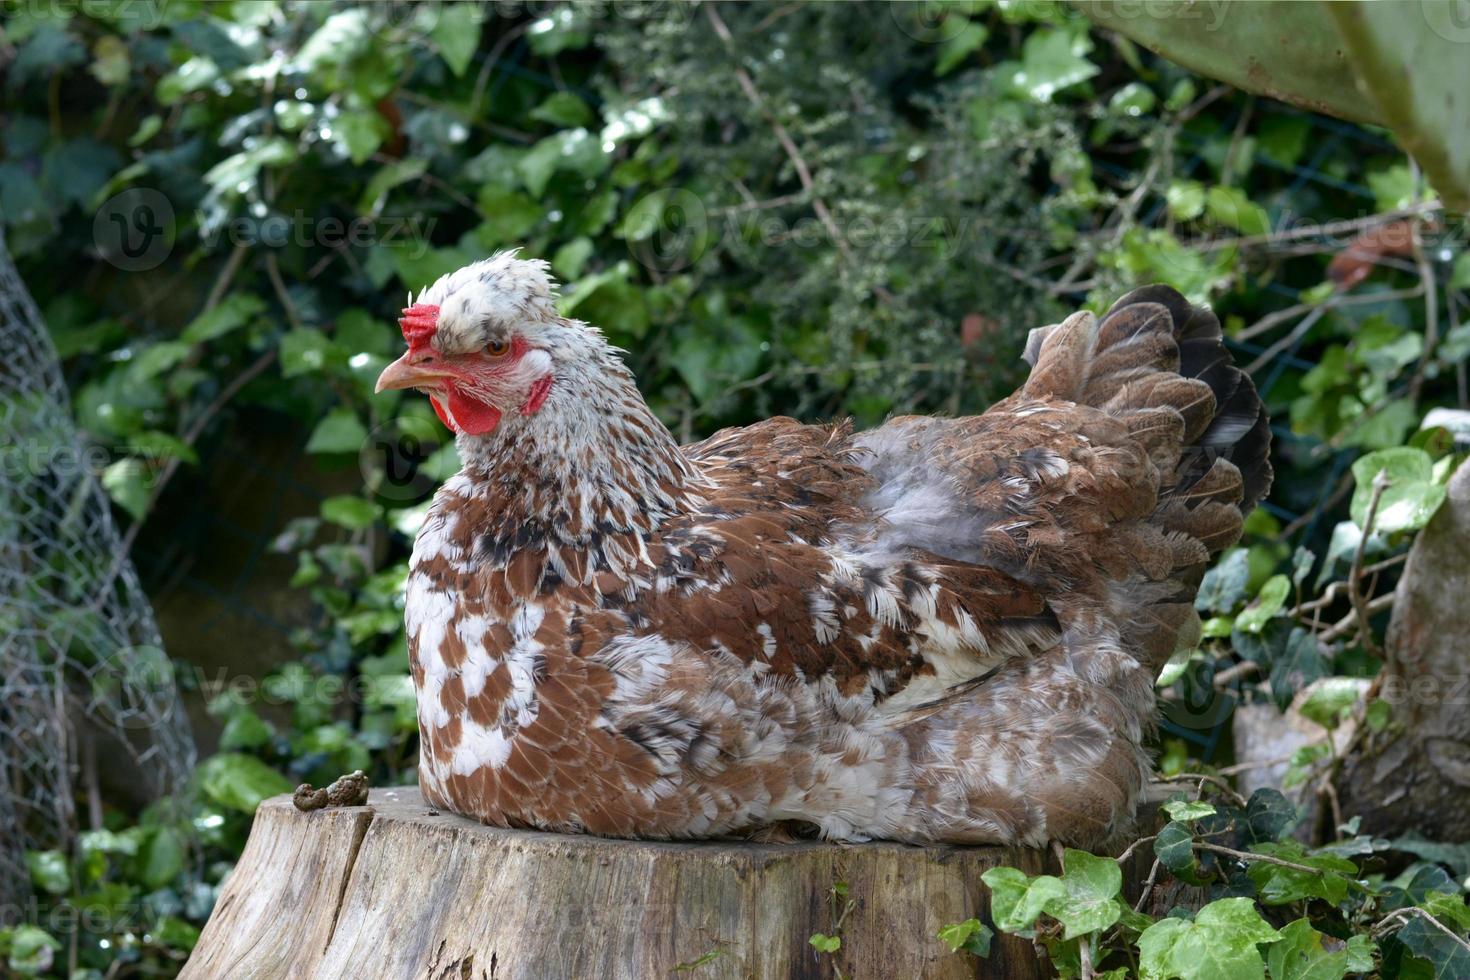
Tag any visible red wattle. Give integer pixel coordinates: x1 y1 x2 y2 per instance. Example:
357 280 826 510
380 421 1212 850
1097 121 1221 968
429 396 453 430
445 389 502 435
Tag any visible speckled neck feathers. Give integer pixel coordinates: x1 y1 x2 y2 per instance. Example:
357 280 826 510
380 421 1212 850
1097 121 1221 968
449 327 704 584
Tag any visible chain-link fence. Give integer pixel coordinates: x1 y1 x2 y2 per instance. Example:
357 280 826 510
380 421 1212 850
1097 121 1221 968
0 229 195 917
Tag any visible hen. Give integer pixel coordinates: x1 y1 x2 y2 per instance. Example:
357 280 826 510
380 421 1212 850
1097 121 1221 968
376 252 1271 848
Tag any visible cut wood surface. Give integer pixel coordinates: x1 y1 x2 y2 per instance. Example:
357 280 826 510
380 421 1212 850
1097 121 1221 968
181 786 1058 979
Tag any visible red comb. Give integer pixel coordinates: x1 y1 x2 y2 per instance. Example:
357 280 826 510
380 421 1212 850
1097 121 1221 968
399 303 440 350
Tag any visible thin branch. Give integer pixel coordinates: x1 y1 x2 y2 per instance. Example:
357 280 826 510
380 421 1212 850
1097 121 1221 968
1373 907 1470 954
1213 660 1261 690
1408 222 1439 403
1347 471 1391 658
266 253 305 333
1114 835 1158 866
1192 842 1324 875
1317 593 1396 645
1133 858 1162 913
1153 772 1247 807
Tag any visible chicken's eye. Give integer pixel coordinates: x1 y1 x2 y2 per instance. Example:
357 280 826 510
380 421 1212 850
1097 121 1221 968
485 339 511 357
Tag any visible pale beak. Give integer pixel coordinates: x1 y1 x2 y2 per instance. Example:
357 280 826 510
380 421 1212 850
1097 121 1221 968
375 351 452 393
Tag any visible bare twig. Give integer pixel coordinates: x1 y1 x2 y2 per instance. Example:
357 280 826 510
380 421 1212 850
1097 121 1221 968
266 253 305 333
1132 858 1162 913
1213 660 1261 689
1153 772 1247 807
1317 593 1396 645
1408 222 1439 403
1347 471 1391 658
1192 842 1323 875
1373 907 1470 954
1114 835 1158 866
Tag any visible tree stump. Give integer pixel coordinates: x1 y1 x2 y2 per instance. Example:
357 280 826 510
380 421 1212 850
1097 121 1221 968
181 786 1057 979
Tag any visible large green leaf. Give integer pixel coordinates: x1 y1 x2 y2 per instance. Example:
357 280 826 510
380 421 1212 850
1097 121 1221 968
1266 918 1375 980
1074 2 1378 124
196 753 293 814
1327 3 1470 210
1350 448 1448 535
1138 898 1280 980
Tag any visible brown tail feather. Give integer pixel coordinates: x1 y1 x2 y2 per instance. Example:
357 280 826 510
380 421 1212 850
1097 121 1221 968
1022 286 1273 668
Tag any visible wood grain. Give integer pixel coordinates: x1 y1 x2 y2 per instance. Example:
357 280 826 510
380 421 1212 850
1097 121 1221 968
183 787 1054 979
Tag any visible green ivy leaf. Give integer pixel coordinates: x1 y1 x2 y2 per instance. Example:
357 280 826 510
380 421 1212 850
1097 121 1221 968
102 458 152 521
530 91 594 128
935 18 988 76
1234 574 1289 634
1010 28 1099 102
5 924 62 976
1049 849 1123 939
1246 841 1358 905
1155 821 1206 883
219 709 274 751
1420 892 1470 933
982 854 1121 940
1138 898 1280 980
1166 180 1207 222
181 293 266 344
1244 789 1300 844
1395 911 1470 978
1351 447 1447 534
1193 552 1252 614
1205 186 1270 235
1265 918 1374 980
1163 800 1217 822
937 918 993 956
25 850 70 895
432 1 482 77
135 827 186 889
1297 677 1371 729
196 753 293 814
981 866 1068 933
305 408 368 455
808 934 841 953
334 108 389 165
358 157 427 214
321 495 380 530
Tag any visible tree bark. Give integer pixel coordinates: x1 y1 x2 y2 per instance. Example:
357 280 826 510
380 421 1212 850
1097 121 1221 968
1335 458 1470 839
181 787 1060 980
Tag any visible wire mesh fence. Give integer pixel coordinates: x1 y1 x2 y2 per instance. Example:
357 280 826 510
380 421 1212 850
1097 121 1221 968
0 229 195 918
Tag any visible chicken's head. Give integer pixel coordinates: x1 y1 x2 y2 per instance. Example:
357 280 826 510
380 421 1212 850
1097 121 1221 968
375 251 560 435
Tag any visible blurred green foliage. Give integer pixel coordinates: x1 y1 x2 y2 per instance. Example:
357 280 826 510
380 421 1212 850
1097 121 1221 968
1 0 1468 976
